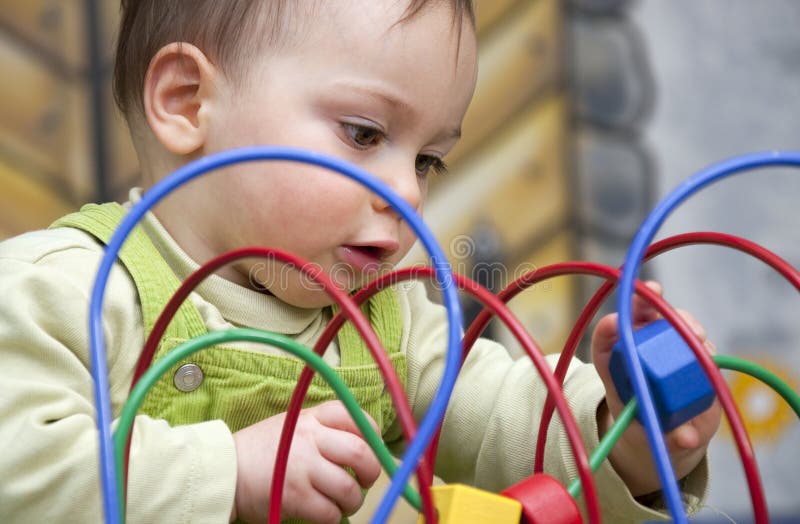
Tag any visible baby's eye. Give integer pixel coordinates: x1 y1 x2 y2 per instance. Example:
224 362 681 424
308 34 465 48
342 123 384 149
415 154 448 178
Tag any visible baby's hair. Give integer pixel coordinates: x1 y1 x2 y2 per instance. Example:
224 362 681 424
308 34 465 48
113 0 475 120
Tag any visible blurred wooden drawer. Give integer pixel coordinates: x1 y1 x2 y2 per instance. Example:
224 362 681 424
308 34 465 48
474 0 519 35
0 33 93 201
0 0 83 68
430 96 569 262
0 157 74 239
449 0 562 166
494 231 577 357
0 0 119 70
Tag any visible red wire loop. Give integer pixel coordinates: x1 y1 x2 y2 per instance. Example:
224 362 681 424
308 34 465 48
534 231 800 477
462 232 796 524
329 266 604 524
124 231 796 524
124 247 435 524
271 286 438 524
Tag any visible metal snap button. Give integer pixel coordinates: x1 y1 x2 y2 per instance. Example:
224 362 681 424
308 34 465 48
173 363 203 392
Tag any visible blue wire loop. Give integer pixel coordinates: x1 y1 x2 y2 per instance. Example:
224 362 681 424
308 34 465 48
617 150 799 523
87 146 463 524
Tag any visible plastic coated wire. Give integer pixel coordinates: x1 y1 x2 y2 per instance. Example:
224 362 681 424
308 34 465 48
617 151 800 524
273 290 438 521
534 230 799 476
616 151 800 524
121 247 433 522
459 260 764 520
566 354 800 498
567 398 638 498
112 328 420 520
456 231 798 481
87 146 462 524
318 266 602 523
406 231 800 520
281 260 800 522
421 229 796 517
713 355 800 419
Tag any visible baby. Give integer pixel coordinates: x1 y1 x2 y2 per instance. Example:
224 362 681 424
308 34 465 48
0 1 720 523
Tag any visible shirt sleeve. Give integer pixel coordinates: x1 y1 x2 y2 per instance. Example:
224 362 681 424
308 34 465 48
0 229 236 524
397 280 708 522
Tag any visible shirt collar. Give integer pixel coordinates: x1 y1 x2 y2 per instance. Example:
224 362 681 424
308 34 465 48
126 188 325 336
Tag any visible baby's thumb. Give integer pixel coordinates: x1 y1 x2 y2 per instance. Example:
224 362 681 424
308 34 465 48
591 312 620 359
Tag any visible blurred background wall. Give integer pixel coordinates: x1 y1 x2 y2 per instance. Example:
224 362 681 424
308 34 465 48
0 0 797 521
0 0 138 238
633 2 800 521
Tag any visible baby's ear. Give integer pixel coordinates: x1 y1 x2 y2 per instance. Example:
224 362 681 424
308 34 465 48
143 42 216 155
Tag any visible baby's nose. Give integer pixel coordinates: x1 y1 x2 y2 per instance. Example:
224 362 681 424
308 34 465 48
371 162 423 213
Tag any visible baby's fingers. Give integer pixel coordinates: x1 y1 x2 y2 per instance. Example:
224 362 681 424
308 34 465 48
632 280 663 326
310 460 367 517
309 400 380 438
290 482 345 524
665 421 703 451
318 430 381 489
663 398 722 479
674 309 708 346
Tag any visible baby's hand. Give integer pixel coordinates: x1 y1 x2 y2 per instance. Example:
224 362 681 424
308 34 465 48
590 281 722 497
230 400 381 524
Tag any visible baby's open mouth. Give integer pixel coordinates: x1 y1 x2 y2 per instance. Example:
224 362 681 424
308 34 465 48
339 245 388 273
352 245 385 258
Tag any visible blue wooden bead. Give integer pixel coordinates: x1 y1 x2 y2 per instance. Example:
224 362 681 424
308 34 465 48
610 319 716 431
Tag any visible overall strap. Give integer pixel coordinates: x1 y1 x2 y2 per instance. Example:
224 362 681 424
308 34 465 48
50 203 207 342
50 202 403 363
51 202 407 437
334 288 403 366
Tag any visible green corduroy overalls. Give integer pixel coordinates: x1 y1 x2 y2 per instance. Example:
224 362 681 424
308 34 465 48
52 203 408 521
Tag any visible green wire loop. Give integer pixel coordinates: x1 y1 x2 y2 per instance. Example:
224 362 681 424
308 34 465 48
713 355 800 418
567 398 638 498
113 328 421 522
115 330 800 515
567 354 800 499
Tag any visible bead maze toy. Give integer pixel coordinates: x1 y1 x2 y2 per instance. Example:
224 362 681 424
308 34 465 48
87 146 800 523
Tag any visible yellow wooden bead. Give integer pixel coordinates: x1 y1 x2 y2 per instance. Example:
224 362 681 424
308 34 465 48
417 484 522 524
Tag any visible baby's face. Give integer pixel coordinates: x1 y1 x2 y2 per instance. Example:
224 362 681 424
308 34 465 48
197 1 477 307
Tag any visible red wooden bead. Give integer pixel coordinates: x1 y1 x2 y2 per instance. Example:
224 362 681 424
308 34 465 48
501 474 583 524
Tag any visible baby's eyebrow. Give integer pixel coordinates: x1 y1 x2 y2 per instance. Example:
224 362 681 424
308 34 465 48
431 126 461 142
345 84 413 113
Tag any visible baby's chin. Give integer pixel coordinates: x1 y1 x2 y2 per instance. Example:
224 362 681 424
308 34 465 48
280 291 342 310
263 280 354 310
266 272 391 310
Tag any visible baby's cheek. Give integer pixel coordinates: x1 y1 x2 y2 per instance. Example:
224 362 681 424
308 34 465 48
396 227 417 257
